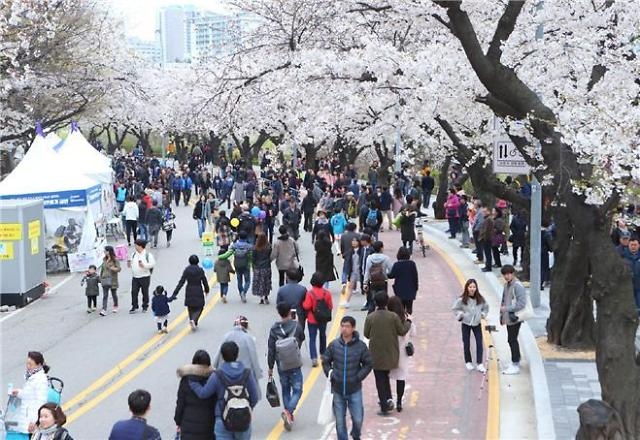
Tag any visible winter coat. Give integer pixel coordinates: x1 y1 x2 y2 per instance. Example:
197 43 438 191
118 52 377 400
174 364 216 440
213 258 234 284
452 297 489 326
500 277 527 326
312 218 334 243
510 216 527 247
271 235 299 271
252 247 272 270
400 210 417 242
172 264 210 308
301 194 317 214
282 207 301 228
151 293 172 317
479 216 495 242
109 418 161 440
146 207 164 232
379 191 392 211
276 282 308 317
100 257 121 289
322 331 373 396
622 248 640 294
388 260 419 300
445 194 460 219
268 319 305 370
81 273 100 297
303 286 334 325
340 230 360 257
390 322 417 381
12 369 49 433
213 326 263 400
315 239 336 282
364 310 411 370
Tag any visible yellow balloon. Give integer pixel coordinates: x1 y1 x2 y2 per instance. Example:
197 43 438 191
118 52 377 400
230 218 240 228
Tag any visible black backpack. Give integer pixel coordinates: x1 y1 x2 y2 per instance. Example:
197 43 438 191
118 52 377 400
218 369 252 432
312 290 332 324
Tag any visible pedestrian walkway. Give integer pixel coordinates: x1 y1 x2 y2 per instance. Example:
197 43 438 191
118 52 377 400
326 231 493 439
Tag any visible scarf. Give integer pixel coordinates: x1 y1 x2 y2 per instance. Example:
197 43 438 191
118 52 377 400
25 366 43 381
38 425 59 436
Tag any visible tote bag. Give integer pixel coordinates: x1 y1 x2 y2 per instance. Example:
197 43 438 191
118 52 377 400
515 291 534 322
317 375 334 425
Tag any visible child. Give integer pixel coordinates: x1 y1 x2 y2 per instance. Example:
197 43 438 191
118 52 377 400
452 279 489 372
151 285 174 334
214 247 235 304
81 264 100 313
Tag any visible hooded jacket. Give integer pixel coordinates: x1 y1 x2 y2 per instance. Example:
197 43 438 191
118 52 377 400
271 234 299 271
213 326 264 391
189 361 259 418
174 364 216 439
363 253 393 285
322 331 373 396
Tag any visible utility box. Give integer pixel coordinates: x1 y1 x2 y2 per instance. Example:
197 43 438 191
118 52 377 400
0 200 46 307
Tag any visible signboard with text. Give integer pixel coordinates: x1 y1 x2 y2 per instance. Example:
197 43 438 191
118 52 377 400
493 139 529 175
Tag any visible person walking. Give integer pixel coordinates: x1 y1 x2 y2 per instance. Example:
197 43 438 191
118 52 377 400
314 230 336 288
122 196 139 246
162 205 176 247
109 390 161 440
30 403 73 440
99 246 121 315
321 316 373 440
193 195 208 239
137 197 149 242
172 255 210 331
146 200 164 248
399 206 417 254
282 198 302 241
174 350 216 440
214 248 234 304
276 268 308 332
301 191 317 232
271 225 300 287
219 232 254 303
303 272 334 367
388 296 416 412
267 302 305 432
363 241 393 313
251 233 272 304
452 279 489 372
500 265 527 375
421 170 435 212
364 292 411 415
387 247 419 314
215 210 232 249
7 352 50 440
128 239 155 313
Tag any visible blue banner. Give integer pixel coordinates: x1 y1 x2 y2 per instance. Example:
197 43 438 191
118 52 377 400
0 185 101 208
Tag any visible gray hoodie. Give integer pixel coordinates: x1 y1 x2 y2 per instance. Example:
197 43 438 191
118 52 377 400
452 297 489 326
363 253 393 285
501 277 527 326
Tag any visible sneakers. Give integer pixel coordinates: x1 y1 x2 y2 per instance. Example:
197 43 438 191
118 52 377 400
130 307 138 314
386 399 395 410
189 320 197 331
259 298 264 305
281 410 293 431
99 310 107 316
465 362 475 371
264 297 270 305
162 327 169 334
221 296 227 304
87 309 93 314
112 307 119 313
339 301 350 308
502 364 520 375
241 293 247 303
311 359 319 367
476 364 487 373
142 307 148 313
157 329 163 335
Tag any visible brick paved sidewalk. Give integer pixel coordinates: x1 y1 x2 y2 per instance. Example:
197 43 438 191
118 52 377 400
327 231 491 439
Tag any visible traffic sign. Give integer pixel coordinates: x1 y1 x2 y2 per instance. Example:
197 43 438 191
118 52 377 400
493 139 529 175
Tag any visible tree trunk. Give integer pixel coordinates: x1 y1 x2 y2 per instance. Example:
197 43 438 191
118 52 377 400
433 156 451 219
302 143 321 170
373 141 394 187
208 131 222 166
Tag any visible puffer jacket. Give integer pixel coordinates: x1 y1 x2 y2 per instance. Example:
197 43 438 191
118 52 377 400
100 257 121 289
322 331 372 396
174 364 216 440
12 369 49 433
452 297 489 326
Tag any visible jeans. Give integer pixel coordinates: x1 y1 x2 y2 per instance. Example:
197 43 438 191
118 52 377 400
341 266 349 285
423 191 432 210
460 221 470 245
197 218 206 238
507 322 522 363
101 286 118 310
461 323 483 363
125 220 138 244
373 370 392 410
131 276 150 309
220 283 229 297
214 418 251 440
137 223 148 241
447 218 458 237
333 389 364 440
279 367 303 413
308 322 328 360
236 268 250 295
473 232 483 260
279 269 287 287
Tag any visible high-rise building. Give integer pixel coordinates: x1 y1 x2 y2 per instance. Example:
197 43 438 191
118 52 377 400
190 11 258 62
156 5 197 65
127 37 161 65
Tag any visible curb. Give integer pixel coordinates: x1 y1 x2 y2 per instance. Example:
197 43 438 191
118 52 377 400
425 222 555 440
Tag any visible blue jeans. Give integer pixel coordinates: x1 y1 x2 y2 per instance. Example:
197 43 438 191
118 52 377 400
279 367 303 413
197 218 206 238
341 266 349 284
220 283 228 297
333 389 364 440
308 322 327 360
236 268 250 295
214 418 251 440
137 223 148 241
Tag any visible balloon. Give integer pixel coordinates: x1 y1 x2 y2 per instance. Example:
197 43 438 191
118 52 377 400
202 258 214 270
251 206 260 217
258 210 266 220
230 218 240 228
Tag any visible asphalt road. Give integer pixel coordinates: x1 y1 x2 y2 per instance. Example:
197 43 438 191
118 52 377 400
1 202 354 439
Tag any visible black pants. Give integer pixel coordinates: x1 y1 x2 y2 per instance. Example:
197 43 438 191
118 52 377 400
125 220 138 244
87 296 97 309
373 370 392 410
131 276 151 310
402 240 414 254
183 189 191 206
174 191 181 206
278 269 287 287
188 306 203 326
396 380 405 404
461 323 483 363
473 232 483 259
491 246 502 267
401 299 413 315
303 213 313 232
507 322 522 363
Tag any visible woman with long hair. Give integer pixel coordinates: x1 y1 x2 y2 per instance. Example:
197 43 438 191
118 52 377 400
314 230 336 288
452 279 489 372
388 296 416 412
99 245 122 315
251 233 273 304
174 349 215 440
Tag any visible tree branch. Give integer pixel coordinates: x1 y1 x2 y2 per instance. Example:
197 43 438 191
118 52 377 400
486 0 525 62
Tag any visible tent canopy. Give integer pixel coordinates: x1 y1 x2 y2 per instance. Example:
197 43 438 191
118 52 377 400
54 130 113 184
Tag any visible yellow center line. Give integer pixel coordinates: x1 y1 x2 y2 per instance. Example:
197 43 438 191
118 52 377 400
64 274 218 423
266 291 347 439
427 240 500 440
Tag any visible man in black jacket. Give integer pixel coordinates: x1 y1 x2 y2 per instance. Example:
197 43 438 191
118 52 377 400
322 315 372 440
421 170 435 213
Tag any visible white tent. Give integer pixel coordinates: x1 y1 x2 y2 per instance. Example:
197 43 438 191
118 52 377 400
54 129 113 184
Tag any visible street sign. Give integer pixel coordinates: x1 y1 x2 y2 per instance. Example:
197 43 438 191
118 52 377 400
493 139 529 175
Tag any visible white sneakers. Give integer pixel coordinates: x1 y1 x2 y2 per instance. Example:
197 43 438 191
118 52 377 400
476 364 486 373
465 362 475 371
466 362 487 373
502 364 520 375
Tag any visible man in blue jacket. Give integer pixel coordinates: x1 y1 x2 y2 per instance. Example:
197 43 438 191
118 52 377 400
622 237 640 316
190 341 259 440
109 389 161 440
322 316 372 440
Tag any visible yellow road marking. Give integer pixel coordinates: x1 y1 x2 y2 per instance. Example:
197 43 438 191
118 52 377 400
428 241 500 440
64 274 218 422
266 289 347 439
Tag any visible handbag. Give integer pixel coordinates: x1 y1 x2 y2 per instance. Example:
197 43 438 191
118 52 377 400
101 274 112 288
316 375 334 425
405 341 415 357
293 243 304 279
266 376 281 408
515 292 535 321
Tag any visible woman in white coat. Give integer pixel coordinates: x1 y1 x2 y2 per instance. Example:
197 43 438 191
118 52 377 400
388 296 416 412
7 351 50 440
